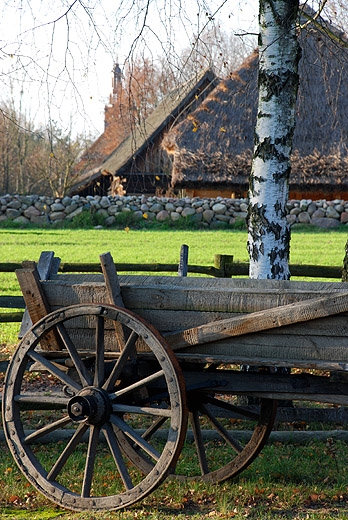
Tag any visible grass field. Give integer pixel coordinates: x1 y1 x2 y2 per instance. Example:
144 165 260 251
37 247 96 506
1 225 348 519
0 224 346 266
1 437 348 519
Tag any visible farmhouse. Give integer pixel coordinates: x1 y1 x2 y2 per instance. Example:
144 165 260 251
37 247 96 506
70 68 218 197
162 14 348 200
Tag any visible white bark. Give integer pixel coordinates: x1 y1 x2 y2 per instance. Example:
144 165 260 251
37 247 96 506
248 0 300 280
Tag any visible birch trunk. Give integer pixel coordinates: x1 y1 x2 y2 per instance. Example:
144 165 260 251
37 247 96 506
248 0 301 280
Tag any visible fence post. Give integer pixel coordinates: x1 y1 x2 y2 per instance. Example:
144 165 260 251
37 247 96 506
178 244 189 277
342 239 348 282
214 254 234 277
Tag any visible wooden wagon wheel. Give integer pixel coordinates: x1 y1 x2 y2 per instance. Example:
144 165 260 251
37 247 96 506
130 366 277 483
2 304 187 512
175 383 277 482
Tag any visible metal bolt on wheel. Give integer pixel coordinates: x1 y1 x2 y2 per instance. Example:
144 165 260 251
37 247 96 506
3 304 187 511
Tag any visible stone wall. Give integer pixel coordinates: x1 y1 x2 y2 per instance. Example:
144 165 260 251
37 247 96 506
1 194 348 228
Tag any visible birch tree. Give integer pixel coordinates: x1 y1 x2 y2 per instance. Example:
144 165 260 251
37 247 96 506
247 0 301 279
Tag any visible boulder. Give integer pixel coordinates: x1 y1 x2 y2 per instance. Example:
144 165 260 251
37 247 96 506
311 218 340 229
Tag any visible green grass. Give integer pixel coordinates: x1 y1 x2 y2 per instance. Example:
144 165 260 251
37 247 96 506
1 439 348 519
0 227 249 264
0 225 346 265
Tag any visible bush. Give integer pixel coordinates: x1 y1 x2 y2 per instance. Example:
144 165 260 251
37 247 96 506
67 208 106 228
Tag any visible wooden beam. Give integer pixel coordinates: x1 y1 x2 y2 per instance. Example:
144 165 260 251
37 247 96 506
19 251 61 338
166 290 348 349
99 252 126 351
99 252 124 307
178 245 189 277
16 267 63 351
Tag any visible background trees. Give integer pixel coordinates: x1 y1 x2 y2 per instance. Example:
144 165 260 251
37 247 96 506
0 107 86 196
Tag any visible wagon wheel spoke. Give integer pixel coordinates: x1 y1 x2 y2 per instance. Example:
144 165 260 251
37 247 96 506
56 323 93 387
47 423 89 481
103 331 138 392
82 425 100 498
205 395 260 421
94 315 105 387
28 350 82 392
190 410 209 475
141 416 168 441
200 402 243 454
14 394 68 408
110 414 161 462
25 415 72 444
111 426 155 474
103 423 133 490
112 403 172 417
112 369 165 399
118 415 168 473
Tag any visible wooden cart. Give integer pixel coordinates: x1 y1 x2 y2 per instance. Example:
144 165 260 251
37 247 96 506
3 251 348 511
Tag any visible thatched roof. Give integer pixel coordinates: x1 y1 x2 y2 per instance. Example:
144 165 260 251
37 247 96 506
163 12 348 191
70 68 217 195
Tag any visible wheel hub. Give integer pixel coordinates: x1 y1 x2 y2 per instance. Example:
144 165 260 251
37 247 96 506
67 387 111 425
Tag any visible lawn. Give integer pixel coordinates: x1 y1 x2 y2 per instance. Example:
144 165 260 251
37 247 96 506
1 439 348 519
0 225 346 266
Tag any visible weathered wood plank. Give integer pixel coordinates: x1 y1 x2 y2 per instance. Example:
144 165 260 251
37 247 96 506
38 304 348 338
46 274 348 291
16 268 63 351
99 252 126 350
42 282 106 308
181 370 348 401
43 276 348 345
166 290 348 349
19 252 61 338
141 310 348 337
16 267 51 321
99 253 124 307
175 329 348 366
35 316 348 368
41 277 348 315
192 328 348 361
175 352 348 372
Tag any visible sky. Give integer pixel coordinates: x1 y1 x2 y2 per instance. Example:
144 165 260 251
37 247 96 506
0 0 259 139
